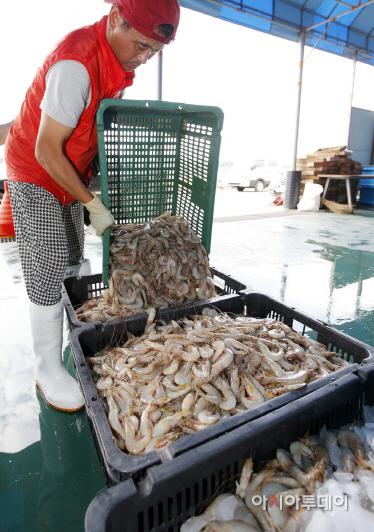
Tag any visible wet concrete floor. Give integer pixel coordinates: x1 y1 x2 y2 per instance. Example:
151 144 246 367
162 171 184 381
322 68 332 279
1 196 374 531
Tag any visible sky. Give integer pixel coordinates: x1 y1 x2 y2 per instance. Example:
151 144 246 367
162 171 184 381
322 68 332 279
1 0 374 176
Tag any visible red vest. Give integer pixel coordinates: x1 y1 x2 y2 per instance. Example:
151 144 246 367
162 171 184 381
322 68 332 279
5 16 134 205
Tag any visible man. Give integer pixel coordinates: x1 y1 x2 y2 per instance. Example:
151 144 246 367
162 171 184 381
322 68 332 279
4 0 180 412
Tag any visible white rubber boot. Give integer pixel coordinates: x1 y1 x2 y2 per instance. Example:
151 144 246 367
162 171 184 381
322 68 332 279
30 300 85 411
64 258 91 279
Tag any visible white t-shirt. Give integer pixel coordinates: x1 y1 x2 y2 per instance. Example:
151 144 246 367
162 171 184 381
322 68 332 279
40 60 92 128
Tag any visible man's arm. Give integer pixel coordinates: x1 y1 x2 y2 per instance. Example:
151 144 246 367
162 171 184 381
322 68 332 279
0 120 14 146
35 111 114 236
35 111 93 204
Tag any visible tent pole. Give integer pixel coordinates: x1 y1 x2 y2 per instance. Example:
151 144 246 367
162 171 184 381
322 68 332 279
284 30 305 209
291 30 305 171
157 50 163 101
346 51 357 146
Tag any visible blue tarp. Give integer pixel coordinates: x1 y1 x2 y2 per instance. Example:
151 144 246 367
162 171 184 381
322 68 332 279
180 0 374 65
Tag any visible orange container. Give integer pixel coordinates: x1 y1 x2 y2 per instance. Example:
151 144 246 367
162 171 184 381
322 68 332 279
0 181 15 238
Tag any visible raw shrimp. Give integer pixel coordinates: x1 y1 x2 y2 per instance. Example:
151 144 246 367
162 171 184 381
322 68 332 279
214 377 237 411
211 349 234 378
241 373 266 405
236 458 253 498
122 413 152 454
340 446 356 472
203 522 258 532
289 441 315 468
199 383 223 405
182 393 196 416
276 449 314 489
152 411 186 438
337 429 366 460
198 410 221 425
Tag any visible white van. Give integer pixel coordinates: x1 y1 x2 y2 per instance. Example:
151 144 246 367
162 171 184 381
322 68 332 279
228 159 279 192
269 165 290 194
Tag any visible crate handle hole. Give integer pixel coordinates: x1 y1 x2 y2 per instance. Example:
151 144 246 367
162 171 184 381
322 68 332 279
91 397 97 401
80 362 85 367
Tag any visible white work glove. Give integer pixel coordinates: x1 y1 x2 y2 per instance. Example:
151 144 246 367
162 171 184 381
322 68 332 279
82 192 114 236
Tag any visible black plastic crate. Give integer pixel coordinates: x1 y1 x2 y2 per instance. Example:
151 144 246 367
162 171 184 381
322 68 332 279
62 268 246 330
85 364 374 532
70 291 374 484
242 290 374 366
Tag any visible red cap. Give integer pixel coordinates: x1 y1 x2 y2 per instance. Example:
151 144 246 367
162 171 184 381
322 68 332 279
104 0 180 44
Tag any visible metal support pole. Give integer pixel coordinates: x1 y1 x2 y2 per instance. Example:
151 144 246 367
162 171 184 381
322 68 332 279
157 50 163 101
284 31 305 209
346 51 357 146
291 31 305 171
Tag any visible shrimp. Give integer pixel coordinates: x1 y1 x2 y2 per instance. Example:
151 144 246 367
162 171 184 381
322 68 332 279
199 383 222 405
96 375 113 391
211 349 234 378
194 396 210 419
258 341 284 362
198 410 221 425
337 429 366 460
107 394 126 441
203 522 258 532
140 374 163 404
163 374 187 392
214 377 237 411
192 360 211 379
101 362 117 379
199 345 215 359
132 361 159 375
122 413 152 455
175 362 193 384
145 432 179 453
244 471 277 532
182 392 196 416
172 345 200 363
230 367 241 400
187 330 213 344
212 340 225 361
152 411 185 438
183 419 211 432
267 369 310 385
236 458 253 498
162 358 180 375
340 446 356 472
268 329 285 340
112 390 133 410
276 449 313 489
114 379 136 398
166 385 192 400
313 444 330 473
289 441 315 468
241 373 265 406
145 307 156 331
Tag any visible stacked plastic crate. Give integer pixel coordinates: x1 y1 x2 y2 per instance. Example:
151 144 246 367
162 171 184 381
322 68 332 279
61 101 374 532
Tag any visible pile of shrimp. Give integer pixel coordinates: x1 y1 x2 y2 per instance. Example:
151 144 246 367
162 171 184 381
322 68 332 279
76 212 216 323
87 308 351 456
181 418 374 532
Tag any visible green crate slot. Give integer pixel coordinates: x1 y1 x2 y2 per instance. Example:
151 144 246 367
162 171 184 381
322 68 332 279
96 99 224 285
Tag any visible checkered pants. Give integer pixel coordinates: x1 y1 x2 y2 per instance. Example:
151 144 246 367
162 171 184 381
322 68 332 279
8 182 84 306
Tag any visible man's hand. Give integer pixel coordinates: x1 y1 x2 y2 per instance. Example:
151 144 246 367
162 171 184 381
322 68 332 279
0 120 14 146
83 192 114 236
35 112 93 204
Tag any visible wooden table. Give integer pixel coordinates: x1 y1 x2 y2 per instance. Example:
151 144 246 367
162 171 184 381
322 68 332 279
319 174 373 210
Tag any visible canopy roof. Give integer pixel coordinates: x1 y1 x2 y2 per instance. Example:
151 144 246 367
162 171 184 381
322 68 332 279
180 0 374 65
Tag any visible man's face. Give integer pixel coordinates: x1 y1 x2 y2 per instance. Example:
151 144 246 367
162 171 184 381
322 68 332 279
108 6 165 72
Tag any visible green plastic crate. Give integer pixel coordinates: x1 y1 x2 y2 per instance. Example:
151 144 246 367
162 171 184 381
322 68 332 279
96 99 224 285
